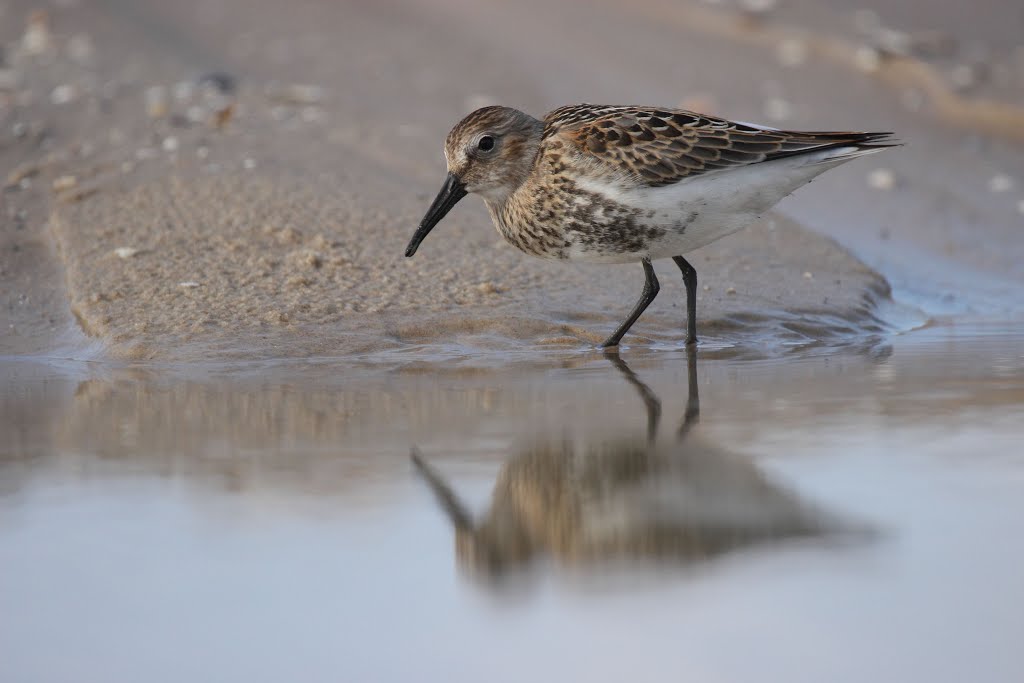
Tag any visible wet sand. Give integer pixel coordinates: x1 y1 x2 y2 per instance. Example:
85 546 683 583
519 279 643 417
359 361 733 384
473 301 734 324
3 0 1020 360
2 1 1024 682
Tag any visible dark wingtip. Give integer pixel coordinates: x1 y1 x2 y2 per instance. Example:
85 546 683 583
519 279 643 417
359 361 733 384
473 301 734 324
857 131 901 147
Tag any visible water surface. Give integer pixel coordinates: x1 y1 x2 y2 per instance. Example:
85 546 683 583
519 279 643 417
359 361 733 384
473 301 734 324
2 324 1022 683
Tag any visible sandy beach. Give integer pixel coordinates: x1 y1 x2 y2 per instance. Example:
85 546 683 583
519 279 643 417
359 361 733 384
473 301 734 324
2 1 1024 682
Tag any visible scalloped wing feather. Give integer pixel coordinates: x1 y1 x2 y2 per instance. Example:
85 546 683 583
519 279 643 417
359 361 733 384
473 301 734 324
543 104 895 188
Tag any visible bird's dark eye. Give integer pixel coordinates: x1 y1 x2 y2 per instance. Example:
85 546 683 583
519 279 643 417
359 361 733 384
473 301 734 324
477 135 495 152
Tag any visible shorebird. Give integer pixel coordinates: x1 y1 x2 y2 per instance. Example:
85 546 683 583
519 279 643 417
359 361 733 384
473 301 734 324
405 104 895 347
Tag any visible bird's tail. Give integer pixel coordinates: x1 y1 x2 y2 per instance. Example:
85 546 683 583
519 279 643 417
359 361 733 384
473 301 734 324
768 131 900 166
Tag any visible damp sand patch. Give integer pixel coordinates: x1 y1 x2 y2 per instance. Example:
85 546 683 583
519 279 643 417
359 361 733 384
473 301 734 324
51 174 895 363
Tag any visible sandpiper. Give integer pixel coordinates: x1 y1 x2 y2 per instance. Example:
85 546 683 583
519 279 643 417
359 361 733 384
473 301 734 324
405 104 895 347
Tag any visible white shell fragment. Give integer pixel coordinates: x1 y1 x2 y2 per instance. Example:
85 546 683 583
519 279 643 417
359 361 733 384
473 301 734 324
867 168 896 191
988 174 1014 194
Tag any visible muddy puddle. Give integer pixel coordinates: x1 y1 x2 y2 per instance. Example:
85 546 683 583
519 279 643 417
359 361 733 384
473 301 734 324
2 323 1023 683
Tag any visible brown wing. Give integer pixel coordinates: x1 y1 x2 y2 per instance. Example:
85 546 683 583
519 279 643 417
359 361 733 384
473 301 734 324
543 104 894 188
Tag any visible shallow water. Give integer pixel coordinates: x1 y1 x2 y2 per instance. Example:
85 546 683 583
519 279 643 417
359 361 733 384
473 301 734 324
2 323 1023 683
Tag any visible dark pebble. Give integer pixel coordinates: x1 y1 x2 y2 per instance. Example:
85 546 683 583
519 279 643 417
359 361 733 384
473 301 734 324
198 72 237 94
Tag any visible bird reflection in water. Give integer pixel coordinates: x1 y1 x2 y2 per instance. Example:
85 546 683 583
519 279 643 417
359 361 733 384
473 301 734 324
413 350 854 581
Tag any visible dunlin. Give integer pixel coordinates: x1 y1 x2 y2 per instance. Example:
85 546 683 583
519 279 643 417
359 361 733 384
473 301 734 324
405 104 895 347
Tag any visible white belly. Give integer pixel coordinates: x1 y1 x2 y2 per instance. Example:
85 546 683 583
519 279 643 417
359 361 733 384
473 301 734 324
565 151 856 264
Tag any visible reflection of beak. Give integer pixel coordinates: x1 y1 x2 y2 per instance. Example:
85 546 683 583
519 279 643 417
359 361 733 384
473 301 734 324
405 173 467 257
410 448 474 532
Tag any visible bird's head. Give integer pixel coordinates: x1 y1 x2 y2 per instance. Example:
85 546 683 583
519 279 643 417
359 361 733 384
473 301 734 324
405 106 543 257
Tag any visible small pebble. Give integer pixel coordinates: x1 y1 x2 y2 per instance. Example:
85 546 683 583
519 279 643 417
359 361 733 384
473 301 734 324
702 284 711 292
803 271 813 280
988 174 1013 193
243 157 256 170
178 281 201 288
867 168 896 191
113 247 139 259
50 84 77 105
52 175 77 192
162 136 179 152
726 287 737 295
198 72 237 95
21 11 52 56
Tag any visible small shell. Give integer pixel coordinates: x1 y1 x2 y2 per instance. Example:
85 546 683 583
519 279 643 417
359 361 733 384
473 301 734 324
867 168 896 191
50 84 77 105
988 174 1014 193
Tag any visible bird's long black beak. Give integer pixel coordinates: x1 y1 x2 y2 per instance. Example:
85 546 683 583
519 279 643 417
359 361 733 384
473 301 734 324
405 173 467 257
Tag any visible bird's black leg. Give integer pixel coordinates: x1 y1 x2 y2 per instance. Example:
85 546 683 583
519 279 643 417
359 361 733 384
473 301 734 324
601 258 659 348
671 255 698 345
